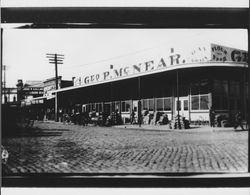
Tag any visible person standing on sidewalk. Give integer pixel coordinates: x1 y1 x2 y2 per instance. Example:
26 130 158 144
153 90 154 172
209 107 215 127
234 111 245 131
130 109 135 124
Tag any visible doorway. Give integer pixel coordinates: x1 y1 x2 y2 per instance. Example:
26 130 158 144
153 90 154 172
175 97 189 120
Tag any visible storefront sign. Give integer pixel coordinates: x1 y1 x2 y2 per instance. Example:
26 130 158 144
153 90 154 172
74 44 248 87
211 43 248 63
44 79 61 98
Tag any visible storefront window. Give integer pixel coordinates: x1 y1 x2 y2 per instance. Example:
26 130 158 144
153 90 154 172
111 102 115 112
126 101 131 112
104 102 111 114
229 99 235 110
86 104 91 112
91 103 96 111
230 81 240 96
142 99 148 110
221 96 228 109
96 103 103 113
121 101 131 112
156 98 164 111
115 101 120 112
122 101 126 112
214 80 222 95
184 100 188 110
163 98 172 111
191 96 199 110
222 80 229 96
245 82 248 97
176 100 181 111
149 99 154 111
200 95 209 110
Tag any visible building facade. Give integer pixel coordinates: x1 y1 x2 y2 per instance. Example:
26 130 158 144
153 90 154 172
43 76 73 120
55 43 248 125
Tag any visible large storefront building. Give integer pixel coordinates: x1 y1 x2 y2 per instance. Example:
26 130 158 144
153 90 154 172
55 43 248 125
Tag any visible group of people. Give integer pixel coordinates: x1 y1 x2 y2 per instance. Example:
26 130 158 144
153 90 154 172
61 109 123 126
209 107 246 131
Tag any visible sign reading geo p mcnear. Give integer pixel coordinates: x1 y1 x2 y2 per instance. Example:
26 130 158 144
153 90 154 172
74 43 248 87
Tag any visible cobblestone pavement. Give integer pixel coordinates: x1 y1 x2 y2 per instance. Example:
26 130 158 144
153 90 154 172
2 121 248 174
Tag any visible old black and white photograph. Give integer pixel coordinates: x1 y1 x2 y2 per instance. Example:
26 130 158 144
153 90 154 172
1 2 249 191
2 27 248 175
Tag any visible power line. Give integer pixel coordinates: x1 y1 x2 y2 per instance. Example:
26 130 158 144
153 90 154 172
63 31 205 70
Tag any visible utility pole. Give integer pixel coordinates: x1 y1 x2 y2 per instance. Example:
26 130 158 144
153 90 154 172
138 76 141 127
176 69 181 129
2 65 7 103
46 53 64 122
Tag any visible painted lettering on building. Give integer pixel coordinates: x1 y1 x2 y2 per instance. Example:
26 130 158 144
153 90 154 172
211 43 248 63
74 44 248 87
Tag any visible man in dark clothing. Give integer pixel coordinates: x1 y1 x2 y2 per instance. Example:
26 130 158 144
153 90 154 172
130 110 135 124
209 107 215 127
234 111 245 131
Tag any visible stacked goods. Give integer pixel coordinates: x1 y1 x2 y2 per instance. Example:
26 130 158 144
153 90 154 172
174 115 185 129
110 112 123 125
157 114 169 125
143 114 151 124
150 111 162 125
169 115 190 129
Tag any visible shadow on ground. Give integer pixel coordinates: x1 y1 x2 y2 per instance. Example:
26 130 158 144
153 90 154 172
2 127 68 138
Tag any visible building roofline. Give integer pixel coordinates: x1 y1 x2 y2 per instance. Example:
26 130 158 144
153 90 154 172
54 62 248 94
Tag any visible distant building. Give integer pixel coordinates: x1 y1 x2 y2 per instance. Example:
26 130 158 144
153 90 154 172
17 79 44 106
43 76 73 99
43 76 73 120
1 87 17 104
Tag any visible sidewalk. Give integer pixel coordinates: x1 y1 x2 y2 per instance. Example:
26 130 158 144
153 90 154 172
113 124 245 133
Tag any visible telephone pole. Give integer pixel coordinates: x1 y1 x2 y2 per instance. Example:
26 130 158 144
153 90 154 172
46 53 64 122
2 65 7 103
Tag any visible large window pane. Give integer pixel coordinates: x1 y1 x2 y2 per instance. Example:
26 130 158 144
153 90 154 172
221 96 228 109
230 81 240 96
191 96 199 110
222 80 229 96
92 103 96 111
156 98 163 111
125 101 131 112
176 100 181 111
143 99 148 110
121 101 125 112
200 95 209 110
164 98 172 111
115 101 120 112
111 102 115 112
184 100 189 110
214 80 222 95
149 99 154 111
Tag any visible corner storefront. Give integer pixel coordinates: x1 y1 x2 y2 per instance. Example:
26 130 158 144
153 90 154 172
55 43 248 126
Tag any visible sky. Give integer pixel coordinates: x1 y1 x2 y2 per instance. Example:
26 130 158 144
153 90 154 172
2 28 248 87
